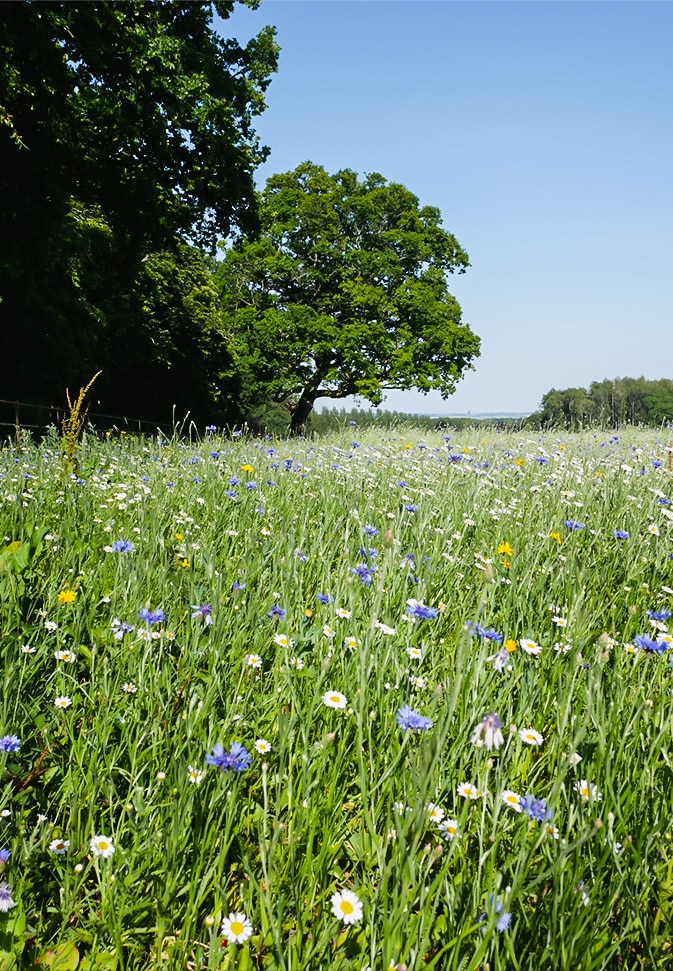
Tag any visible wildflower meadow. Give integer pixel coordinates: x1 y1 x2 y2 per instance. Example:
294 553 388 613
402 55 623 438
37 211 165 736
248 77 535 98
1 424 673 970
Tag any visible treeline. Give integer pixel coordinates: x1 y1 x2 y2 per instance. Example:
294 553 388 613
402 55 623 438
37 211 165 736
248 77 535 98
1 3 480 436
529 377 673 429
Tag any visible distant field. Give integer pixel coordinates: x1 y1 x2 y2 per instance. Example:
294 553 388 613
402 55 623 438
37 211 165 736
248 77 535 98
1 426 672 969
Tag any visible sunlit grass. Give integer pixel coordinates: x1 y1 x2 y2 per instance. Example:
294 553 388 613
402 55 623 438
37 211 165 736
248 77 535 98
0 424 672 969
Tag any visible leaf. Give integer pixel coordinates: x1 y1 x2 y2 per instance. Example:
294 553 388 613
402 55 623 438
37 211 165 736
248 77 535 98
36 943 79 970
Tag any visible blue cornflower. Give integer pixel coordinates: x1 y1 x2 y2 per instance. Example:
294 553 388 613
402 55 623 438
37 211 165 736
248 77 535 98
358 546 379 559
245 481 258 490
396 480 409 487
364 524 379 537
191 604 213 625
647 609 671 622
653 460 663 468
229 477 240 486
232 581 246 592
478 895 512 933
350 563 376 585
138 607 166 625
316 593 333 604
267 605 286 620
404 504 419 513
225 490 237 498
210 451 220 459
634 634 668 654
564 520 585 531
111 618 134 640
535 457 549 464
0 736 20 754
0 883 15 912
111 539 134 553
519 795 552 823
396 706 433 731
658 497 671 505
613 530 629 540
205 742 251 772
0 849 10 864
474 624 503 642
205 425 217 432
405 599 438 621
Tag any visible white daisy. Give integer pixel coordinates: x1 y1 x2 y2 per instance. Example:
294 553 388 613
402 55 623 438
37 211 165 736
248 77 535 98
330 889 363 925
221 911 253 943
322 690 347 710
519 728 544 746
90 835 115 858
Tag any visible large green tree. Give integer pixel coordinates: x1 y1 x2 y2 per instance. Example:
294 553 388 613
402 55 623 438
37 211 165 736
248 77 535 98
218 162 480 432
0 1 277 417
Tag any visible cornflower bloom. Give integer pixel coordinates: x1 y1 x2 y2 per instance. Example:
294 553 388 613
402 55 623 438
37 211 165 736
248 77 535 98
111 618 134 640
564 521 585 531
405 599 438 621
396 706 432 731
267 605 286 620
138 607 165 625
350 563 375 585
111 539 134 552
519 795 552 822
191 604 213 625
472 713 504 751
0 736 20 754
634 634 667 654
206 742 251 772
0 883 15 912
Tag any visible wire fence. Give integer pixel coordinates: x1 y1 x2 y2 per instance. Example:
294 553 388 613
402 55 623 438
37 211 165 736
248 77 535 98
0 397 175 442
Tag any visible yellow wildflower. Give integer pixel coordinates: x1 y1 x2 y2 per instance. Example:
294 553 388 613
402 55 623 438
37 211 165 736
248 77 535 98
549 531 562 544
241 464 254 473
505 638 517 653
514 458 525 467
497 541 513 557
57 589 76 604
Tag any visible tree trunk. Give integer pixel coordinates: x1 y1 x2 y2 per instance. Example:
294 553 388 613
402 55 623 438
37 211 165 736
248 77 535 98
290 390 318 435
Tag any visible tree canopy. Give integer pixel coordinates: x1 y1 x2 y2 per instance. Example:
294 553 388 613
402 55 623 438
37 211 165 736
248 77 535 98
218 162 480 432
0 1 278 417
533 377 673 429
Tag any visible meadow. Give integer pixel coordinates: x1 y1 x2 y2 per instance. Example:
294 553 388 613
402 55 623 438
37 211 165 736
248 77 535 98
1 423 673 970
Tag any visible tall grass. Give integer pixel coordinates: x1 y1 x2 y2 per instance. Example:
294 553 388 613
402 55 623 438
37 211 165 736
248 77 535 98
0 425 672 969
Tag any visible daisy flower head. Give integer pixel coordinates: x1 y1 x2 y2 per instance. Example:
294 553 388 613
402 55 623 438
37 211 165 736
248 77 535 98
335 607 351 619
648 523 660 536
330 889 363 925
187 765 204 784
574 779 603 802
244 653 262 669
426 802 445 824
221 911 253 944
90 835 115 858
501 790 523 812
344 636 359 650
48 838 70 854
439 818 459 840
406 646 423 660
273 633 293 648
457 782 480 800
54 649 76 663
519 727 544 746
254 738 272 754
322 690 347 710
121 682 137 694
520 638 542 656
54 696 72 709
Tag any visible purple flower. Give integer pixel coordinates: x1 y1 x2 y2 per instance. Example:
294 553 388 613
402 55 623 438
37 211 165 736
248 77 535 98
647 609 671 622
111 618 135 640
564 520 585 531
404 504 419 513
316 593 333 604
232 581 246 592
519 795 552 822
205 742 251 773
471 713 504 751
613 530 629 540
474 624 503 642
405 599 438 621
364 524 379 536
267 605 286 620
0 883 15 912
0 736 20 754
111 539 135 553
139 607 166 625
0 849 10 864
191 604 213 625
479 895 512 933
396 706 433 731
350 564 376 585
634 634 668 654
488 648 509 672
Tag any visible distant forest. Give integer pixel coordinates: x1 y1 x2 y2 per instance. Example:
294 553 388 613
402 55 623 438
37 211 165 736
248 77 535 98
528 376 673 430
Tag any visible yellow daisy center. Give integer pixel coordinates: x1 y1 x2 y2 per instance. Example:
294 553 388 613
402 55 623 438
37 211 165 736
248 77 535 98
230 920 244 936
340 900 354 915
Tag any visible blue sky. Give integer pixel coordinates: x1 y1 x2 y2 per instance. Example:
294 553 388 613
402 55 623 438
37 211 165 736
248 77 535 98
224 1 673 415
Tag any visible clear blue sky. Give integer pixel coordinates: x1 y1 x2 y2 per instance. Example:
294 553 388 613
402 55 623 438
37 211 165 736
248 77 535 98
223 1 673 416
